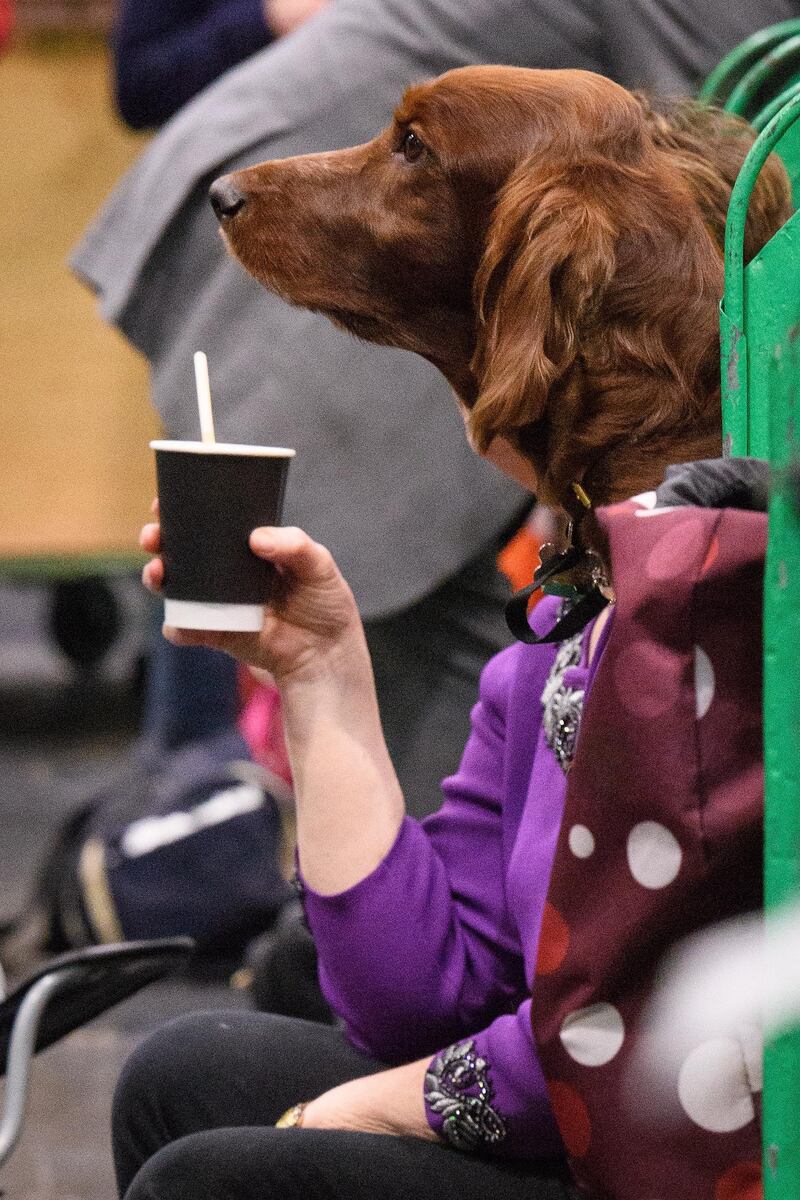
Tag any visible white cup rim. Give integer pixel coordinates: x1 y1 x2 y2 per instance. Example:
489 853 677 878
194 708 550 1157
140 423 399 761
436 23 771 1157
151 440 295 458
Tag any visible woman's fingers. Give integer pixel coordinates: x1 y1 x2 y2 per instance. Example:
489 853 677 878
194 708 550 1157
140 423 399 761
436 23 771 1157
140 518 162 593
141 523 336 586
148 524 356 675
139 522 161 552
142 557 164 593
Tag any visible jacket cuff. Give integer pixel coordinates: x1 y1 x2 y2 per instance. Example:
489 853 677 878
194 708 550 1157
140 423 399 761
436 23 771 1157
424 1008 565 1160
424 1038 508 1152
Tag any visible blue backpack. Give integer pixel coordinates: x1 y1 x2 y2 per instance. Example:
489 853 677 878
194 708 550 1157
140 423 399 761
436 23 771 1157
1 729 293 975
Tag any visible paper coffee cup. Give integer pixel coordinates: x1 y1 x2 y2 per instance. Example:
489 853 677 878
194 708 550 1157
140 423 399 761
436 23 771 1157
151 440 295 631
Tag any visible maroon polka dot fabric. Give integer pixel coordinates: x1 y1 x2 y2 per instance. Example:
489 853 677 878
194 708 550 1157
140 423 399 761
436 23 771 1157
531 498 766 1200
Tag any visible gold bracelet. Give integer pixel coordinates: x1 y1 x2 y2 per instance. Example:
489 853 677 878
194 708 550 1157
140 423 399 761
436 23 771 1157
275 1102 308 1129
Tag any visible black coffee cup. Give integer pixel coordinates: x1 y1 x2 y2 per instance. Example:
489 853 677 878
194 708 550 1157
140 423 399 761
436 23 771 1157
152 440 295 631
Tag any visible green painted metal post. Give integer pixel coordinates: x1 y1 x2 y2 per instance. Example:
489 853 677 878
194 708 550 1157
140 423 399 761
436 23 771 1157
722 92 800 1200
763 322 800 1199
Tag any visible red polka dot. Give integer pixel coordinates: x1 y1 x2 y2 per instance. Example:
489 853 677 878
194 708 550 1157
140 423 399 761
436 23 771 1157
547 1080 592 1157
536 902 570 976
714 1161 762 1200
646 516 705 581
701 535 720 574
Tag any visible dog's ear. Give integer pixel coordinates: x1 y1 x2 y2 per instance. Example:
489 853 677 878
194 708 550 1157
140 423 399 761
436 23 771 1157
470 161 619 453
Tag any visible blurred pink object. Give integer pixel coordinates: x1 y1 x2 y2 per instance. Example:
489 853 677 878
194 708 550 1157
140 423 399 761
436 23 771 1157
0 0 14 48
239 678 293 788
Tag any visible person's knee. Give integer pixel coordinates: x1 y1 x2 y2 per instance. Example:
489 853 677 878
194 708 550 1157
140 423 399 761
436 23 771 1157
113 1012 224 1142
113 1009 324 1145
122 1134 201 1200
123 1127 320 1200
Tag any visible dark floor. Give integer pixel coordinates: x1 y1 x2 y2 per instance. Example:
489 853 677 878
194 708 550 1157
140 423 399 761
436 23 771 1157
0 580 250 1200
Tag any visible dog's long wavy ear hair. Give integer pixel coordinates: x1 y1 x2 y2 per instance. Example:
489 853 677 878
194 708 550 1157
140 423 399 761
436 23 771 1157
469 160 620 455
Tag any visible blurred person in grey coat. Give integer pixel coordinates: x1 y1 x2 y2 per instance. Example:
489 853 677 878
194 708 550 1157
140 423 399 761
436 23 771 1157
74 0 798 819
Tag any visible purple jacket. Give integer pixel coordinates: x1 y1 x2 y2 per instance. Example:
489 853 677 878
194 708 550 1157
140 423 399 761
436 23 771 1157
300 595 611 1159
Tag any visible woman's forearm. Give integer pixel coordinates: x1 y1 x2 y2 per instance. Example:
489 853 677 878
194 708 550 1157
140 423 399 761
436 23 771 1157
148 523 406 895
279 624 405 895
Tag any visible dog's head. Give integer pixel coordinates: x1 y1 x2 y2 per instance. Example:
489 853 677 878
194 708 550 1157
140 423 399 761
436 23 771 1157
211 66 791 508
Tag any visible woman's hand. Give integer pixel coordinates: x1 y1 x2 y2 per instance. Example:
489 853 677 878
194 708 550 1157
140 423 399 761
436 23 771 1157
140 515 364 686
299 1059 436 1139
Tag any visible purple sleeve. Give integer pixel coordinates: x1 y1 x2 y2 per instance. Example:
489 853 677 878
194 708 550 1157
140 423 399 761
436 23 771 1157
299 644 530 1064
111 0 271 129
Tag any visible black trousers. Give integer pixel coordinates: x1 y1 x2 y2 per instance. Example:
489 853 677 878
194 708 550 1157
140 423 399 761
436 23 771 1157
114 1011 577 1200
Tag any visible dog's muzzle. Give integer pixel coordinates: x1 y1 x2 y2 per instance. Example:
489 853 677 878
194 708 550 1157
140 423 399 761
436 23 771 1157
209 176 247 221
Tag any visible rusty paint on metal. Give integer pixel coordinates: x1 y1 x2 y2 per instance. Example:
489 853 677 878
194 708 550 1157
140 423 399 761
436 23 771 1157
769 1144 780 1179
726 324 743 395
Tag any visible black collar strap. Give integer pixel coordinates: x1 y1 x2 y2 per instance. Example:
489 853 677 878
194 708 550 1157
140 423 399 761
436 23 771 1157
504 479 608 645
505 580 608 644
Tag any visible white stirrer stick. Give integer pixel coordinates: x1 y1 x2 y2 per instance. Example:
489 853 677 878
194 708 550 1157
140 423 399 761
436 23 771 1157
193 351 216 444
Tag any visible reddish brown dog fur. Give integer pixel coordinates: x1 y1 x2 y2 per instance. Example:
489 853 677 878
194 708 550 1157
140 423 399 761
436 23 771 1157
213 66 791 511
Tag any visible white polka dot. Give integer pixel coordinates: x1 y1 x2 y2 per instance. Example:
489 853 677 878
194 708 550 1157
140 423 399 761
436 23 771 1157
631 490 658 509
568 824 595 858
627 822 682 889
677 1037 757 1132
694 645 715 719
560 1003 625 1066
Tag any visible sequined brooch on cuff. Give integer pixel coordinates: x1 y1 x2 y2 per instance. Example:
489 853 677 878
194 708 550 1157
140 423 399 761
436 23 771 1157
424 1039 507 1152
541 629 584 773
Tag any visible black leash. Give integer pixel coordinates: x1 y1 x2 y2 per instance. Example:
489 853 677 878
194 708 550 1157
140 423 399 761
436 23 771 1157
504 488 610 645
504 556 608 644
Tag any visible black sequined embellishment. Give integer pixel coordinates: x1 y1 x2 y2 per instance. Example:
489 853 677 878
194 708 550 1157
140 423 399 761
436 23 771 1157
541 630 584 773
424 1039 507 1152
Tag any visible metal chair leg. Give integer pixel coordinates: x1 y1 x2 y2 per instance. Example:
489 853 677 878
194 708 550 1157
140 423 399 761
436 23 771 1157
0 967 80 1168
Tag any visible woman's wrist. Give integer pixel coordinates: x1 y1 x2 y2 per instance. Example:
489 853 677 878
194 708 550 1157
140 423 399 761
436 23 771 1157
274 618 372 694
297 1060 436 1139
277 624 405 896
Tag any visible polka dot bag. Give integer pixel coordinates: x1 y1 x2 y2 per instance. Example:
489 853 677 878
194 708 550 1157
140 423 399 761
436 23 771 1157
532 496 766 1200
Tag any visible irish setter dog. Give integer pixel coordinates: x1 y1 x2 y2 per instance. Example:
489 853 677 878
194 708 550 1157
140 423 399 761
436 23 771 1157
209 67 791 513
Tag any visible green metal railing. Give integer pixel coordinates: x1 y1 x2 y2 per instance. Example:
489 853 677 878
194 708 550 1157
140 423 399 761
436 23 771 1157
724 34 800 120
753 79 800 133
724 37 800 208
699 18 800 106
721 88 800 1200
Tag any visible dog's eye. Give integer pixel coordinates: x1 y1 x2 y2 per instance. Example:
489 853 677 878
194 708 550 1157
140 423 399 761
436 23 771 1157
400 130 426 163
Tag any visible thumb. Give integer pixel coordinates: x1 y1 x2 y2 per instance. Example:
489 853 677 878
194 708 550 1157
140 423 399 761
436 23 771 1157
249 526 339 584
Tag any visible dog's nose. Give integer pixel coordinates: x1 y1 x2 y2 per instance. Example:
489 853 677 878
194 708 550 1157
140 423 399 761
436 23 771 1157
209 177 247 221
